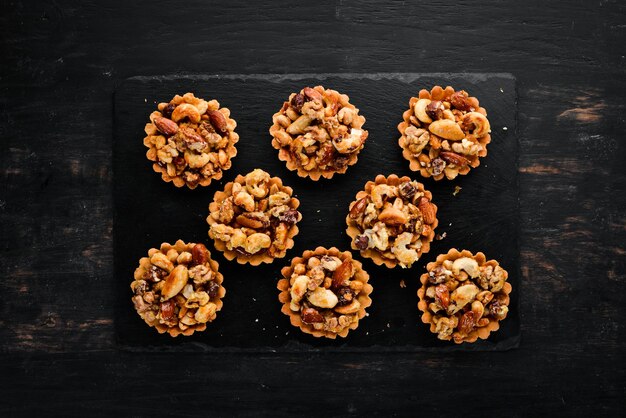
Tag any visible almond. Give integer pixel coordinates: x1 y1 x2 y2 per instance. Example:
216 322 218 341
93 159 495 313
208 110 228 134
349 197 368 219
191 243 208 266
303 87 323 102
301 308 324 324
439 151 469 167
332 260 354 288
153 117 179 136
161 265 189 300
417 196 437 225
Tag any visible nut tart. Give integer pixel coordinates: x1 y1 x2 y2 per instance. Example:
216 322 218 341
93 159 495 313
346 174 438 268
131 240 225 337
143 92 239 189
398 86 491 180
417 248 512 344
270 86 368 180
207 169 302 265
277 247 373 339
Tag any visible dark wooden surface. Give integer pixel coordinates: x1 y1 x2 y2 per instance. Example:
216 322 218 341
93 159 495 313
1 0 624 416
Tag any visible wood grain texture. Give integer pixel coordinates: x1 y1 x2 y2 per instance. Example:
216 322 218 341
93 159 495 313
1 0 625 416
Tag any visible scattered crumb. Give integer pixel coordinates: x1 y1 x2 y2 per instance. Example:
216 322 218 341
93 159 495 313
503 127 508 131
399 279 406 288
499 88 504 93
449 222 452 226
285 331 289 335
316 209 320 213
252 298 256 302
365 312 369 317
453 185 462 196
144 98 147 102
366 332 369 335
435 232 447 241
386 323 390 328
262 327 265 331
255 318 259 322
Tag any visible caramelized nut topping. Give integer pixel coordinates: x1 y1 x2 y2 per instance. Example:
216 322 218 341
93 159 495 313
144 93 239 189
418 249 511 344
270 86 368 180
207 169 302 264
278 247 372 338
131 240 225 337
398 86 491 180
346 175 438 268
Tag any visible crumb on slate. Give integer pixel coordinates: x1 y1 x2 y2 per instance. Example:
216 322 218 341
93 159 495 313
453 186 462 196
399 279 406 288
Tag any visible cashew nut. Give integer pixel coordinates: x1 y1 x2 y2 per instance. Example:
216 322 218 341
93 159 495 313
334 299 361 314
378 206 409 226
452 257 480 278
391 232 418 268
371 184 397 208
414 99 432 123
462 112 491 137
171 103 201 123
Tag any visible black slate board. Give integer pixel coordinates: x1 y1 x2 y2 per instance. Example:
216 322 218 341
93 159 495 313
113 73 519 352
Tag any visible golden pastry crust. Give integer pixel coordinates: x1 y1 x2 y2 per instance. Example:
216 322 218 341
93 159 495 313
277 247 373 339
131 240 225 337
207 169 302 265
398 86 491 180
345 174 438 268
417 248 512 344
143 92 239 189
269 86 368 180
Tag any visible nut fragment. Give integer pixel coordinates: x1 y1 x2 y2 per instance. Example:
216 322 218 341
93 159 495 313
439 151 469 167
425 100 445 120
301 308 324 324
334 299 360 314
150 252 174 273
307 287 339 309
191 243 209 266
450 90 473 111
378 206 409 226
